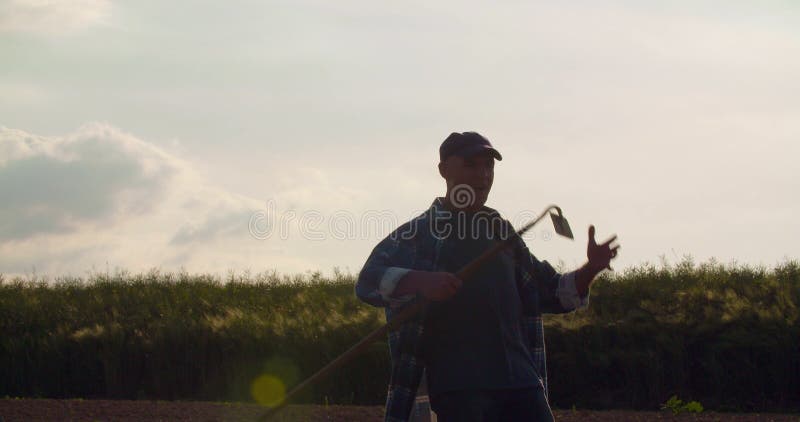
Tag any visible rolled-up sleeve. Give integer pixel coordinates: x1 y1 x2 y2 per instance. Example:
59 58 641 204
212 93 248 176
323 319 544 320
554 270 590 311
378 267 416 307
355 226 416 308
510 227 584 315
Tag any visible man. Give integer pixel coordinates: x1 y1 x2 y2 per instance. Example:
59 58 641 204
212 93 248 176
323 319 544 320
356 131 620 421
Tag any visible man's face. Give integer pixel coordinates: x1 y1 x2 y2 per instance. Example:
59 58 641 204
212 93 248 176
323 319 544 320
439 151 495 209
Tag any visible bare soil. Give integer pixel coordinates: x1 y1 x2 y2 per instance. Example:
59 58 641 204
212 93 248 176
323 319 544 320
0 399 797 421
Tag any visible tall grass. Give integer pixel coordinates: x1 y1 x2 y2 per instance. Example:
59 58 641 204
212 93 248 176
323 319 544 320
1 259 798 411
545 258 799 411
0 268 387 405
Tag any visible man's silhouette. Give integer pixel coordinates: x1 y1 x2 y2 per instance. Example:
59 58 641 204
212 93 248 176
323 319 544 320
356 131 620 421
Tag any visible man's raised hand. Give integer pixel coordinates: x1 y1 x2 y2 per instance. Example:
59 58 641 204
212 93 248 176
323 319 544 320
587 225 620 272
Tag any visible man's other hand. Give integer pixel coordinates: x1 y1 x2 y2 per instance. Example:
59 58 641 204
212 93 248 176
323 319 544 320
419 272 463 301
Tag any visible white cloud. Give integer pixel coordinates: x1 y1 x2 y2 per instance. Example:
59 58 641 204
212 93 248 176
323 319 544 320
0 124 390 277
0 124 178 239
0 124 275 276
0 0 111 34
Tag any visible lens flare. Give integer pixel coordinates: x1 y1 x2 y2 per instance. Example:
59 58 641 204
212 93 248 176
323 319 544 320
251 374 286 407
251 356 300 407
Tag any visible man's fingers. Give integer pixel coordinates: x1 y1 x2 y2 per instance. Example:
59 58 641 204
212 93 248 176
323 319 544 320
588 225 596 244
601 234 618 247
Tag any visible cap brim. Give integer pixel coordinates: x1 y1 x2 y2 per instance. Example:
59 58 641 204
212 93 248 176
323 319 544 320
455 145 503 161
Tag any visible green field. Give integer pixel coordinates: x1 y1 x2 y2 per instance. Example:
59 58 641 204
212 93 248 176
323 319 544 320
1 258 798 412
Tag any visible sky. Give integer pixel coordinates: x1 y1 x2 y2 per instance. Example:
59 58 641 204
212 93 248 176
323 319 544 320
1 0 798 279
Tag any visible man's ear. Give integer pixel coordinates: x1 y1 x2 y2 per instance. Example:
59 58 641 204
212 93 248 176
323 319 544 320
438 161 447 179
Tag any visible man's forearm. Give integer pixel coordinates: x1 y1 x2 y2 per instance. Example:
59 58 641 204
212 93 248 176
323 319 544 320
575 262 604 297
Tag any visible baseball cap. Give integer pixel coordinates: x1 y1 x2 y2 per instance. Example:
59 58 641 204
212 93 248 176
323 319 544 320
439 131 503 162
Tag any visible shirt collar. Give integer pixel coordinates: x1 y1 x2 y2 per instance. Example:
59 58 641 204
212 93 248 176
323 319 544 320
428 197 499 217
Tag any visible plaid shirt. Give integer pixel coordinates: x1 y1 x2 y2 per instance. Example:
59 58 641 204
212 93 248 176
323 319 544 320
356 198 580 422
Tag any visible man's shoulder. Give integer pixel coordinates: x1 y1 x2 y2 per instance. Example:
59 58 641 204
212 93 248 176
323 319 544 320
386 211 432 242
473 205 516 236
